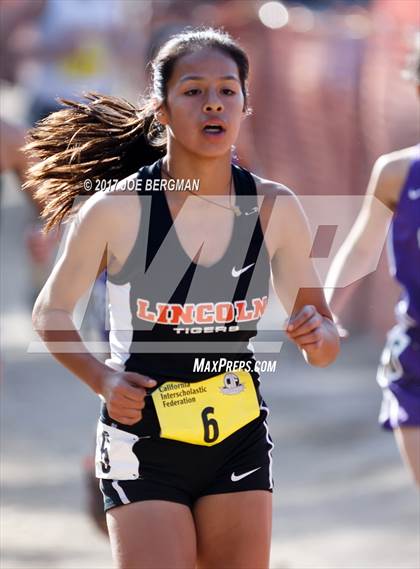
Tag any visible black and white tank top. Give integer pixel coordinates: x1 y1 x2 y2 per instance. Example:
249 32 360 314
105 158 272 382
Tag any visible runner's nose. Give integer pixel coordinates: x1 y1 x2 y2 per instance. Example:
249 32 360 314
203 91 223 113
203 102 223 112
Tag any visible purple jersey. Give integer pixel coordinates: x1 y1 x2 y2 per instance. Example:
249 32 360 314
388 148 420 330
378 148 420 429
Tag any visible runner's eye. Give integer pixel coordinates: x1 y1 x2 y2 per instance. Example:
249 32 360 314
184 89 201 96
222 88 236 95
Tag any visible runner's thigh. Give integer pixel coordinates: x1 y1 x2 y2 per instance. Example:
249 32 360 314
194 490 272 569
106 500 197 569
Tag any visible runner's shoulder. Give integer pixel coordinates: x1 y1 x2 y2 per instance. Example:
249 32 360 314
374 146 418 179
249 172 307 247
251 172 295 199
370 146 418 208
74 173 141 229
250 171 303 219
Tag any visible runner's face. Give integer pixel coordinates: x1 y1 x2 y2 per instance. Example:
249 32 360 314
160 48 246 158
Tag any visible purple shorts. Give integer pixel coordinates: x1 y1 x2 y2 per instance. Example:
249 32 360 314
377 325 420 430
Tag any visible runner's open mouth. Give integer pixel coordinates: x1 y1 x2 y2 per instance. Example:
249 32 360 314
202 125 226 133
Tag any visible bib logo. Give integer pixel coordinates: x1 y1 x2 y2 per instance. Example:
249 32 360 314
220 373 244 395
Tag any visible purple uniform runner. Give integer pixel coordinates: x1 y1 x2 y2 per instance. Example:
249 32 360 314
377 148 420 429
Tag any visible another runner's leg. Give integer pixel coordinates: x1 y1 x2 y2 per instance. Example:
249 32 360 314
394 426 420 486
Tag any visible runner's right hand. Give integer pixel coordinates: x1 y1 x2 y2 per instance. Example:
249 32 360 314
99 371 157 425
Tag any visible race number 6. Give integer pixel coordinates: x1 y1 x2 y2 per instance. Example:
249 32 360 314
202 406 219 443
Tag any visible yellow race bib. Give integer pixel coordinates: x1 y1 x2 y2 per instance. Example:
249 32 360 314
151 370 260 446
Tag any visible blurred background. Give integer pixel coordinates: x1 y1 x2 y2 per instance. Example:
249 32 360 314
1 1 419 568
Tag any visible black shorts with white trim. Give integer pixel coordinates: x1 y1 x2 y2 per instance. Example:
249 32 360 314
99 399 274 512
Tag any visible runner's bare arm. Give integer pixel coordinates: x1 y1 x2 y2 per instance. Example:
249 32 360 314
32 192 117 391
32 189 156 413
264 185 340 367
324 150 410 314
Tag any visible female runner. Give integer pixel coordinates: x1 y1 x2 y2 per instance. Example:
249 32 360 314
27 28 340 568
326 58 420 487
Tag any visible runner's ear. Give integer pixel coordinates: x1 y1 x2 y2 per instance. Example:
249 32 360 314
153 99 169 126
155 109 169 126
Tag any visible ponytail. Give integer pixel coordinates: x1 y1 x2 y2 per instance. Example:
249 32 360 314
24 28 251 232
23 92 164 232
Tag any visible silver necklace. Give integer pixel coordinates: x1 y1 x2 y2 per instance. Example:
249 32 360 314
161 162 242 217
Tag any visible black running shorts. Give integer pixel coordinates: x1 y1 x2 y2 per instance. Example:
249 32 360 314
97 388 274 512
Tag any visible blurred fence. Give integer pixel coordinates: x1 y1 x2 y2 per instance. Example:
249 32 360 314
1 0 419 335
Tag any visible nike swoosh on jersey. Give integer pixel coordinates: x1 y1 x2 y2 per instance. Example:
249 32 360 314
231 467 261 482
231 263 255 277
408 188 420 200
244 207 259 216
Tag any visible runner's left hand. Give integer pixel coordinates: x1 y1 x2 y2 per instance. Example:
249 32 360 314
285 305 327 350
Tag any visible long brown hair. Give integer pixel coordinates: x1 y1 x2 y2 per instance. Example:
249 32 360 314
23 27 250 232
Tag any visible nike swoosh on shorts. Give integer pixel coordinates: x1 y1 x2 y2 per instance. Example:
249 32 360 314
231 467 261 482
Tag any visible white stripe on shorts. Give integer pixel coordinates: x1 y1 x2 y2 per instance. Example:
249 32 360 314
260 402 274 490
112 481 131 505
